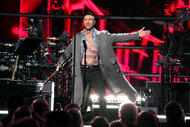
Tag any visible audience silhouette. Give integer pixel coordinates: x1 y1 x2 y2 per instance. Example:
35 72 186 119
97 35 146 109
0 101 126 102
91 116 109 127
110 120 126 127
137 110 159 127
31 98 51 126
42 111 72 127
164 101 186 127
8 117 39 127
0 92 189 127
11 105 32 122
64 103 81 112
66 108 83 127
118 103 138 127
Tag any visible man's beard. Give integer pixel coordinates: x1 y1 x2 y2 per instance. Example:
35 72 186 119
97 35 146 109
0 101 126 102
85 26 94 31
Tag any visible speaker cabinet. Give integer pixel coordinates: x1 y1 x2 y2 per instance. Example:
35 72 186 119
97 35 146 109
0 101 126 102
146 81 190 113
0 79 54 110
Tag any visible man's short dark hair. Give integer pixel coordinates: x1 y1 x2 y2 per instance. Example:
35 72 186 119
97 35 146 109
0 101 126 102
84 12 95 19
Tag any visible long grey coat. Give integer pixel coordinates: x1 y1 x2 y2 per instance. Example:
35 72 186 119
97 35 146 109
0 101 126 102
57 28 140 106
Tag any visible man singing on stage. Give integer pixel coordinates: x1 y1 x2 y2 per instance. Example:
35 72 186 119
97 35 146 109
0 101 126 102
56 12 151 116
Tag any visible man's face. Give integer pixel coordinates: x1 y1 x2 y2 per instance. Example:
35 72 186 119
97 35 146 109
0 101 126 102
83 15 96 30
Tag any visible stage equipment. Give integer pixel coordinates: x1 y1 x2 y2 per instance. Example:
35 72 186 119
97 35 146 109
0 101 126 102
89 92 144 111
177 8 190 22
0 79 54 110
153 21 175 27
47 31 71 41
14 37 42 56
44 32 73 106
44 31 71 67
146 81 190 113
0 43 17 79
38 57 72 110
47 37 60 41
90 94 132 104
11 55 19 80
26 18 43 38
40 57 72 92
156 8 190 111
176 32 190 68
0 43 16 65
11 37 42 80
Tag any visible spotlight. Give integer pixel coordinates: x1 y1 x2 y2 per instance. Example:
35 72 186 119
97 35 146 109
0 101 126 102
89 93 134 110
135 95 146 105
90 94 99 102
104 95 115 103
116 95 132 103
136 96 146 101
136 96 142 102
90 94 133 104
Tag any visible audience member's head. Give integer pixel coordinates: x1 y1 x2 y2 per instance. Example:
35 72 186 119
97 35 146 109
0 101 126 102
118 103 138 127
11 105 32 122
42 111 72 127
64 103 81 112
66 108 83 127
137 110 159 127
32 98 50 119
110 120 126 127
8 117 39 127
91 116 109 127
164 101 185 127
147 109 160 127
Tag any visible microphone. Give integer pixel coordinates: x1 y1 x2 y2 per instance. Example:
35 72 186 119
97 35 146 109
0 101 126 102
30 19 36 30
30 19 38 37
83 40 87 49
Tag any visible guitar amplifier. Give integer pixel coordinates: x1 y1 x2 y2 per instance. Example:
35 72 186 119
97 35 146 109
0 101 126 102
0 78 54 110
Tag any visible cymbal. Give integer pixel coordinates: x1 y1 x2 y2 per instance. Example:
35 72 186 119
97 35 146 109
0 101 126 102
153 21 176 27
47 37 72 41
47 37 60 41
0 43 16 47
48 41 57 46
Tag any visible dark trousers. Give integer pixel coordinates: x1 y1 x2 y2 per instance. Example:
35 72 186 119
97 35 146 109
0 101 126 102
80 65 107 116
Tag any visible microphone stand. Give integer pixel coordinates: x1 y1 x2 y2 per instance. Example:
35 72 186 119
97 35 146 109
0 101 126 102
163 8 186 67
30 19 37 37
83 40 87 91
161 8 185 110
81 40 87 116
71 22 77 102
